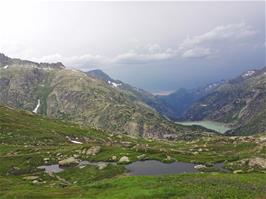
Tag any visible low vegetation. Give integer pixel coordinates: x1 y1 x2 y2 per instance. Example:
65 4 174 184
0 106 266 198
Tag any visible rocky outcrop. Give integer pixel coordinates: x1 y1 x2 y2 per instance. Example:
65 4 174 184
80 146 101 156
23 176 39 180
231 157 266 170
194 164 206 170
0 53 11 66
58 157 79 167
248 157 266 169
118 156 130 163
97 163 108 170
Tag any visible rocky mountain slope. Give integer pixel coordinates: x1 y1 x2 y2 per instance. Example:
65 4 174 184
87 69 177 119
184 67 266 135
156 82 224 120
0 53 209 139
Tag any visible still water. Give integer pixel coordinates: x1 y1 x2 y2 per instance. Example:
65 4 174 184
177 120 231 134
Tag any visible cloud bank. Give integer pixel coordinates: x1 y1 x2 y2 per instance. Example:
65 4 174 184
179 22 258 59
0 22 259 70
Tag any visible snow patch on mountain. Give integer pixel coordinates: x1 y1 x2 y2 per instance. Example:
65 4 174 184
207 83 218 89
33 99 40 113
70 140 83 144
242 70 255 78
108 80 122 88
42 67 53 71
200 104 208 107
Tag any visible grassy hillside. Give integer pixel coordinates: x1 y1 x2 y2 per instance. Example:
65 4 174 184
0 105 266 198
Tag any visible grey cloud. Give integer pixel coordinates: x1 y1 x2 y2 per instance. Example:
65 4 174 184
0 1 263 93
179 22 258 59
31 22 259 68
180 22 257 50
182 47 215 59
112 46 177 64
34 44 178 67
111 43 177 64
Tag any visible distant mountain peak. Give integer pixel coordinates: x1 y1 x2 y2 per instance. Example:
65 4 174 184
39 62 65 69
89 69 105 74
87 69 113 81
87 69 124 89
0 53 11 66
0 53 8 58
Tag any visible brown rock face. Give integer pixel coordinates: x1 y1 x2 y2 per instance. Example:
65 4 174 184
248 157 266 169
58 157 79 167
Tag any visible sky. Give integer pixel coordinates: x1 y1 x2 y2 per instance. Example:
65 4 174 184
0 1 265 94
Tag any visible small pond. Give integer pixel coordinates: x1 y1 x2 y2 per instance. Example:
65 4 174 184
125 160 198 176
38 164 64 173
38 160 228 176
125 160 228 176
37 161 113 173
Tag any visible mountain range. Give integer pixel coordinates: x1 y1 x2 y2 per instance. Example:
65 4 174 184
184 67 266 135
1 53 265 137
0 53 208 139
92 65 266 136
156 81 225 120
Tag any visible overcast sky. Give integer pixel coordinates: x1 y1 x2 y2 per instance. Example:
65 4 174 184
0 1 265 93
